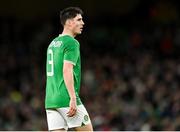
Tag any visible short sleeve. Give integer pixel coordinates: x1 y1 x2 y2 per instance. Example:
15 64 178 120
64 41 79 65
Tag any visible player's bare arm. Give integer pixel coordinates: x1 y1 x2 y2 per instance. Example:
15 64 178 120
63 61 77 117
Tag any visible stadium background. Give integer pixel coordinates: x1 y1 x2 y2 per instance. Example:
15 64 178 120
0 0 180 130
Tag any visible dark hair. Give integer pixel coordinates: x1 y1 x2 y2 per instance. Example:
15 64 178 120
60 7 83 26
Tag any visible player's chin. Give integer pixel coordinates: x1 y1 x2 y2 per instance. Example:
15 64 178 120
77 31 82 34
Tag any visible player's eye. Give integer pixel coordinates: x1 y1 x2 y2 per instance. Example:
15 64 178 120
77 18 82 21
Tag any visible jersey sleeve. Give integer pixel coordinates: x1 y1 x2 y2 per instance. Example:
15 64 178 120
64 40 79 65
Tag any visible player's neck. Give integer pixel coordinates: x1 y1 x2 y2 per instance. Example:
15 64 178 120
61 28 76 38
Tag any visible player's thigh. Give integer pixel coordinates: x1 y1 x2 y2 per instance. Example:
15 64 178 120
74 123 93 131
51 129 66 132
46 109 68 131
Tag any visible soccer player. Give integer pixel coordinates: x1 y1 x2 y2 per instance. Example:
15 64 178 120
45 7 93 131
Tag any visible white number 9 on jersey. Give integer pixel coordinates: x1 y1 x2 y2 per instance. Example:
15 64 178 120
47 49 54 76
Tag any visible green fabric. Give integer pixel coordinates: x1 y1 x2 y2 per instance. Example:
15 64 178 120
45 35 82 108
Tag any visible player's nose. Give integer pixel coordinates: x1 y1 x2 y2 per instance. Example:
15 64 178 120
82 20 85 25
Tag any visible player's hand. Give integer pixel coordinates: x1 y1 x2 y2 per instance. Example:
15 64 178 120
67 98 77 117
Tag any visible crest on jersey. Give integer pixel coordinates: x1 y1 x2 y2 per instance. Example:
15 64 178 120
84 115 89 122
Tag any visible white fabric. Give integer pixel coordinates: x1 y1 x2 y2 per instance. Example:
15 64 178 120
46 105 91 130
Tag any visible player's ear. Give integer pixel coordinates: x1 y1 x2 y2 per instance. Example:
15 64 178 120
66 19 73 26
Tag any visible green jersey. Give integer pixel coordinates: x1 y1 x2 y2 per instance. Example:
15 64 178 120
45 35 82 108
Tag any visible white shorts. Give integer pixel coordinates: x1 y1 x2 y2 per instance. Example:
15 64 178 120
46 105 91 130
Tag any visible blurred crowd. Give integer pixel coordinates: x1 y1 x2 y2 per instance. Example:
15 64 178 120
0 13 180 131
0 18 49 130
82 52 180 131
